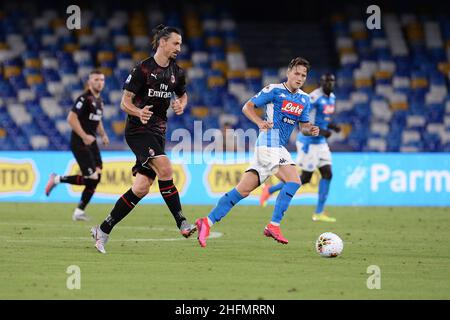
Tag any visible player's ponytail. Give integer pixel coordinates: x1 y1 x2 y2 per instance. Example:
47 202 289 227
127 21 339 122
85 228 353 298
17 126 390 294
151 24 181 50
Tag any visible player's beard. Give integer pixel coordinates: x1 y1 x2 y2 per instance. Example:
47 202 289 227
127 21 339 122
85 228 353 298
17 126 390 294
170 50 180 60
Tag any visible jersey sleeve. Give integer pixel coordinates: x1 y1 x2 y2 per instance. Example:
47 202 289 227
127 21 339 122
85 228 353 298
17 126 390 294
71 95 87 117
250 85 275 107
174 67 187 97
123 64 146 94
298 95 311 123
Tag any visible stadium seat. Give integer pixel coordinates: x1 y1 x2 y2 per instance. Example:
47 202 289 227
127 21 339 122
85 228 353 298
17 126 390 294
0 3 448 153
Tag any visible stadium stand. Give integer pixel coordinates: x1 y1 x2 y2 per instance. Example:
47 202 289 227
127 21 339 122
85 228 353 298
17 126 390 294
0 1 449 152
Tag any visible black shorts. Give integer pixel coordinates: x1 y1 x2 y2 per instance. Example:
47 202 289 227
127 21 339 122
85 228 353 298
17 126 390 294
71 141 102 177
125 132 166 180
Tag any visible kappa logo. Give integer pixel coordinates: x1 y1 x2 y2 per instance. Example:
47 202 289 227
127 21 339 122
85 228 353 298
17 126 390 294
281 100 304 116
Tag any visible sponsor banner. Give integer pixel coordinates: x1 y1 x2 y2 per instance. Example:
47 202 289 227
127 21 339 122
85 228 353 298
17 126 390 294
66 158 188 198
204 162 319 197
333 153 450 206
0 152 448 206
0 157 39 196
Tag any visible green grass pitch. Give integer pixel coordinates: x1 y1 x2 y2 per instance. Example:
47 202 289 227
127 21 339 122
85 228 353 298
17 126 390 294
0 202 449 299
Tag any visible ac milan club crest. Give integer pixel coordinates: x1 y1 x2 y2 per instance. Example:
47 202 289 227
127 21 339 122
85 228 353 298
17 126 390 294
170 74 175 84
149 148 155 157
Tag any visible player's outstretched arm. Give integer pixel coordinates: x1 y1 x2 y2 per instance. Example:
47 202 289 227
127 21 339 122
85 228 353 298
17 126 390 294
67 111 95 145
242 101 273 129
120 90 153 124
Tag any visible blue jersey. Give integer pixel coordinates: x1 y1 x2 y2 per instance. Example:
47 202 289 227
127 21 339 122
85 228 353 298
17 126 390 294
250 83 311 148
297 88 336 145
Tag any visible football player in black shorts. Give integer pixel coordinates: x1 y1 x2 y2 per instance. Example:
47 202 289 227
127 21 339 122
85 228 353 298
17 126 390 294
90 25 196 253
45 70 109 221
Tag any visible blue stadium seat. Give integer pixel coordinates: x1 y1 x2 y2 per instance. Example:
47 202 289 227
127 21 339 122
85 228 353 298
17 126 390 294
0 4 448 152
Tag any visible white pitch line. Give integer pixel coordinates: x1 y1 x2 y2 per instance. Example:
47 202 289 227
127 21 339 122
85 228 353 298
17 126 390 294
0 221 190 232
0 231 223 243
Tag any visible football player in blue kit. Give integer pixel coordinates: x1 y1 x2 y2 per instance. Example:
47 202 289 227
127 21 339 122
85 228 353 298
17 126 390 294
260 73 340 223
195 57 320 247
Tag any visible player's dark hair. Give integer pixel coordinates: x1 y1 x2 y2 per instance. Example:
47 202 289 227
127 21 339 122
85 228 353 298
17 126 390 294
85 69 104 90
152 24 181 50
287 57 311 72
89 69 103 76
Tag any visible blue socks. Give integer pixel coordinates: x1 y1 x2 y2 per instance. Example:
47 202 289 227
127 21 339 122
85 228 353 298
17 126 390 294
268 182 284 194
316 179 331 214
208 188 244 224
271 182 301 223
268 177 331 215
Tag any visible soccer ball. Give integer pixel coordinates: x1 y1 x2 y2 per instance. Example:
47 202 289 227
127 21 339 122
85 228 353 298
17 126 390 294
315 232 344 258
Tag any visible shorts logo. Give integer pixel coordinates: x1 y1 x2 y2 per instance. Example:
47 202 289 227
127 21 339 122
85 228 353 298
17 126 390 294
279 158 287 164
149 148 155 157
281 100 304 116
